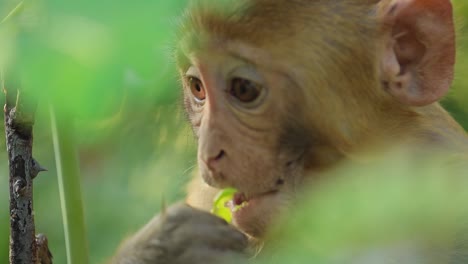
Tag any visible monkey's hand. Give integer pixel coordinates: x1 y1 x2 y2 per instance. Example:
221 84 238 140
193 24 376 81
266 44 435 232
111 203 249 264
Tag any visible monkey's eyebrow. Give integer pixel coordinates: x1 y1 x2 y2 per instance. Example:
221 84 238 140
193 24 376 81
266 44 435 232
185 66 201 78
223 40 296 78
224 41 301 88
224 41 272 67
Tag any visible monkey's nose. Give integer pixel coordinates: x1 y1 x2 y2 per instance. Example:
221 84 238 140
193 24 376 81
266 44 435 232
206 150 225 171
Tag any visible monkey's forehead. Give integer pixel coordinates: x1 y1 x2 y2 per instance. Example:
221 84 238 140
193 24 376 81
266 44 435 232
174 0 383 85
176 0 380 54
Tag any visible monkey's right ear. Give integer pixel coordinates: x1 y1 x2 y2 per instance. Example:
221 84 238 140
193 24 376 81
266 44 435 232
378 0 455 106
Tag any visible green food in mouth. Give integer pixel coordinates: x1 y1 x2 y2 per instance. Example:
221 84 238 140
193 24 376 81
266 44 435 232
212 188 250 223
211 188 237 223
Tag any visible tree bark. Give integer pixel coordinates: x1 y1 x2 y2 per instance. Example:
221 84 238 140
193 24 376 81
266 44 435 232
3 70 38 263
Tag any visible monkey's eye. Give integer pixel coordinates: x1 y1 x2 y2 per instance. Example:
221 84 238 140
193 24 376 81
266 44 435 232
188 77 206 102
229 78 262 103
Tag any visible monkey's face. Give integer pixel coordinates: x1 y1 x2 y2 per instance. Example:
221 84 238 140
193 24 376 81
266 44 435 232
179 44 308 237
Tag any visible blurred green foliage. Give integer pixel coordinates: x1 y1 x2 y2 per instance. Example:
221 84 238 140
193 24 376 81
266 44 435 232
0 0 193 262
448 0 468 129
258 150 468 264
0 0 467 263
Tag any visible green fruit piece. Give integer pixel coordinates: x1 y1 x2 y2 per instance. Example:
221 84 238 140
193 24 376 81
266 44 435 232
212 188 237 223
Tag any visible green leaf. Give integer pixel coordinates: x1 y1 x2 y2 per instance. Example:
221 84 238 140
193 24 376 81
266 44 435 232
212 188 237 223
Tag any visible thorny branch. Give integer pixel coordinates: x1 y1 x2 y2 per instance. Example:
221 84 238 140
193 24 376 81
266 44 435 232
2 69 51 264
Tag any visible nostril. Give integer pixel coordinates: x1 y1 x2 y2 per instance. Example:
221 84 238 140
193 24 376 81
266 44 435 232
206 150 226 171
214 150 225 161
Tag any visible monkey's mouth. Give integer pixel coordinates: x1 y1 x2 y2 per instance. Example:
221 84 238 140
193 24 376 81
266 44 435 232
225 192 249 212
225 190 278 213
224 189 283 237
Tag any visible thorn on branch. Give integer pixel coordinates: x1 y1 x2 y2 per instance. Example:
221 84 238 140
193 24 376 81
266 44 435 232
31 158 48 179
36 234 53 264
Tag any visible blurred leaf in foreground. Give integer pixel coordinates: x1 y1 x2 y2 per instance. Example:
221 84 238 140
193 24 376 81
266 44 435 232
259 148 468 264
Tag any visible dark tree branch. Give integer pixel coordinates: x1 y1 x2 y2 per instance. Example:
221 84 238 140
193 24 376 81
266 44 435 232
3 69 36 263
3 69 50 264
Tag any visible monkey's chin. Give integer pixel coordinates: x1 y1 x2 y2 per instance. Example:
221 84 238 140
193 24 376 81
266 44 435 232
227 190 280 238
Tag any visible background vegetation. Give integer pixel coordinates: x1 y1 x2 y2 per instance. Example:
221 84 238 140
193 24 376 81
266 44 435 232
0 1 467 263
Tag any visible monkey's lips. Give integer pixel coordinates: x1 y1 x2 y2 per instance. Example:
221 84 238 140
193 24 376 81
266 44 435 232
225 190 279 235
225 192 249 212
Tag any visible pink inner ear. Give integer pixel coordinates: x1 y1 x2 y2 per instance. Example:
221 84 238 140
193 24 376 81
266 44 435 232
392 26 426 73
381 0 455 106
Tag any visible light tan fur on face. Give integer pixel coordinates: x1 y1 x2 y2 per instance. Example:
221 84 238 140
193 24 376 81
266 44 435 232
178 0 468 239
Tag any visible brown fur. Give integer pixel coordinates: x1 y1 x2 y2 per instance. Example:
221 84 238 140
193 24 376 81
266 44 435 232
181 0 467 234
112 1 468 263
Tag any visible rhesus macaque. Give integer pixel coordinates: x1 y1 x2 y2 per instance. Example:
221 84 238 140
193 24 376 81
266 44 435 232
112 0 468 263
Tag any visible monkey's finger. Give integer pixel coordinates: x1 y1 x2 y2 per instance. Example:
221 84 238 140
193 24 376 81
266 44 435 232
164 202 228 226
173 224 248 252
177 245 247 264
